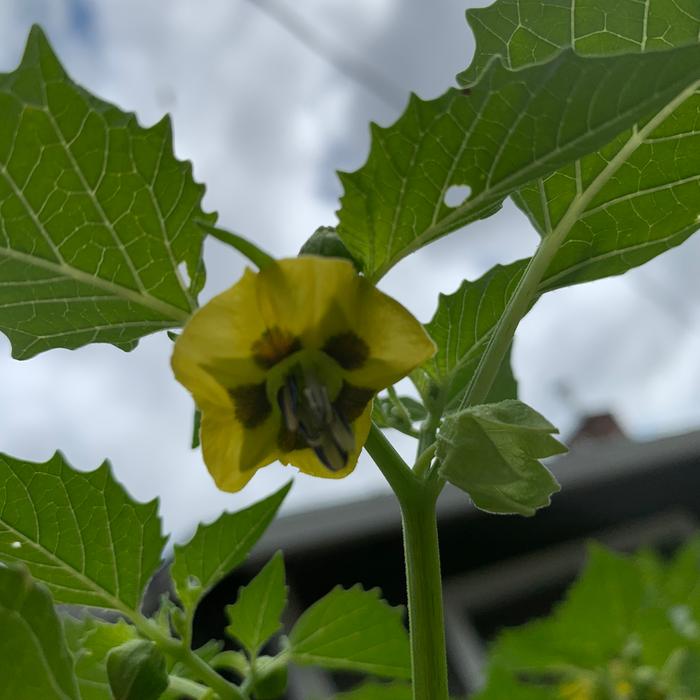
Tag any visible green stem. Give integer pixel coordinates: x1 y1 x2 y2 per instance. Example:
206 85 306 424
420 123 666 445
459 229 563 409
197 221 275 270
168 674 213 699
413 443 436 479
365 424 449 700
365 423 419 500
133 615 246 700
399 490 449 700
417 407 441 457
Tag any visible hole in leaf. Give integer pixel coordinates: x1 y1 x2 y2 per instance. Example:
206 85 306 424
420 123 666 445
187 575 201 590
10 541 21 549
444 184 471 208
178 261 191 288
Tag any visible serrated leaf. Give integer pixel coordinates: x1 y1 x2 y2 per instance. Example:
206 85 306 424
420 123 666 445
289 585 410 679
464 1 700 295
488 546 662 674
171 482 290 613
437 400 566 515
0 451 166 611
0 26 214 359
63 616 138 700
337 42 700 281
225 551 287 658
0 564 80 700
479 543 700 699
462 0 700 85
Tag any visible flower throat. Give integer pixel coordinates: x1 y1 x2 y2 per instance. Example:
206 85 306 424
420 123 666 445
277 364 355 472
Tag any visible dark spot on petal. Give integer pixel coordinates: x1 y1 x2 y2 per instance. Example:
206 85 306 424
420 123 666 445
323 332 369 370
277 425 306 452
334 382 374 422
252 327 301 369
229 383 271 428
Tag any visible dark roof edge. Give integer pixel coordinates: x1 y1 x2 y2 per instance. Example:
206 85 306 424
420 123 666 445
249 428 700 562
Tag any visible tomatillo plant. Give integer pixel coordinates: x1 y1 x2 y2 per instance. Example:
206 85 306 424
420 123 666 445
171 256 435 491
3 2 700 699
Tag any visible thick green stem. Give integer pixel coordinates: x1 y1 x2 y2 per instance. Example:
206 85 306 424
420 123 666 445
399 490 449 700
366 424 449 700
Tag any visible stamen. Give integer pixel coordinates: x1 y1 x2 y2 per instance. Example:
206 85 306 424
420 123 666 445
277 375 299 433
276 364 356 471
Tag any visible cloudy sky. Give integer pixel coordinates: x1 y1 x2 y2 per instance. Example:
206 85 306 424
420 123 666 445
2 0 700 543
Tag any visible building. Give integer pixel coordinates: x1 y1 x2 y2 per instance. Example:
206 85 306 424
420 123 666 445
191 420 700 698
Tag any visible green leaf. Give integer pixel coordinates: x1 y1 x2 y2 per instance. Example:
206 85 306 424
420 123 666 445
414 263 523 408
225 551 287 658
671 648 700 697
372 392 426 435
171 482 291 613
462 0 700 84
289 585 411 679
337 42 700 281
465 1 700 294
0 451 166 612
484 346 518 404
0 564 80 700
473 667 552 700
487 546 671 673
0 26 214 359
106 639 168 700
437 400 566 515
63 616 138 700
479 543 700 698
331 682 412 700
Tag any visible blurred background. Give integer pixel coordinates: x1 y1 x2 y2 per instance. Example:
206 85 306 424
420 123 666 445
5 1 700 696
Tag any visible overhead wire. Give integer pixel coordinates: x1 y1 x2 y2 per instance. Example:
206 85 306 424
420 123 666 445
242 0 407 111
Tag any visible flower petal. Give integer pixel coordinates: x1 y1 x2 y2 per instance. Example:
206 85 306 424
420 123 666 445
280 401 372 479
172 268 268 408
255 258 435 389
200 407 281 492
256 258 360 348
344 279 436 389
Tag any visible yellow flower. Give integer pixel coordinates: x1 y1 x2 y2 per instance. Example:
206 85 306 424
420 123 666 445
172 257 436 492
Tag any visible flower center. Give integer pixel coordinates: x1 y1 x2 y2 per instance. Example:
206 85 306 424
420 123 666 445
266 349 354 472
277 365 355 472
